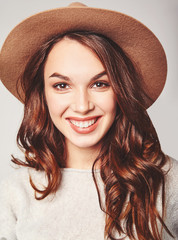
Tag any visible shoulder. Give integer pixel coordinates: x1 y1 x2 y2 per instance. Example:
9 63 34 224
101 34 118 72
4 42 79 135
163 156 178 238
0 166 29 190
164 156 178 191
0 166 46 200
0 165 42 185
163 156 178 202
165 156 178 206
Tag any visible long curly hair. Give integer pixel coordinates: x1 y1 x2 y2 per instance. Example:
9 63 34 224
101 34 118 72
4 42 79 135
12 31 173 239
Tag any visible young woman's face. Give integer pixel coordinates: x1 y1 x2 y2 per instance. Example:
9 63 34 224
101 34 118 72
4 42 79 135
44 38 117 149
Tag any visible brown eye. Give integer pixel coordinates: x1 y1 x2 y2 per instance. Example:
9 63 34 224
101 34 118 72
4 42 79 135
92 81 110 88
53 83 70 90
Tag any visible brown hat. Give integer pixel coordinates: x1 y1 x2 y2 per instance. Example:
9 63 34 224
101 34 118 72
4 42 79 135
0 2 167 107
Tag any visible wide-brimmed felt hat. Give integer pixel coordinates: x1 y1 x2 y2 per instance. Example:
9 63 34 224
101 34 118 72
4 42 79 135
0 2 167 108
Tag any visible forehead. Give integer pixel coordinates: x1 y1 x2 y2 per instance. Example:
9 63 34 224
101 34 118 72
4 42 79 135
44 38 105 78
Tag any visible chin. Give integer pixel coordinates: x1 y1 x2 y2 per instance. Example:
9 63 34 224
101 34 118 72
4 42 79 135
68 138 101 149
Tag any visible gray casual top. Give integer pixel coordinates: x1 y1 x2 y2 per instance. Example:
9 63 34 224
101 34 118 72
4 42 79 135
0 157 178 240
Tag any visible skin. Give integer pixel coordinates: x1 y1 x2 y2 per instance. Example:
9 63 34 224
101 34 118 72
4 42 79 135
44 38 117 169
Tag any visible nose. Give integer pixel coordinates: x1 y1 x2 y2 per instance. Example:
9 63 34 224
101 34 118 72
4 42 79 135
70 89 94 114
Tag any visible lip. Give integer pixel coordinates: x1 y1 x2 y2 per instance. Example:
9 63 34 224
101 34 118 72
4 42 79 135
66 116 102 134
66 116 101 121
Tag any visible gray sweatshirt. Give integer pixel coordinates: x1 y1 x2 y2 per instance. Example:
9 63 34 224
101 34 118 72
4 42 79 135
0 157 177 240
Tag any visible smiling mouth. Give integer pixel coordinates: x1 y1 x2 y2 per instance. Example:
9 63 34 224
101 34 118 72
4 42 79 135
69 118 98 128
66 116 101 134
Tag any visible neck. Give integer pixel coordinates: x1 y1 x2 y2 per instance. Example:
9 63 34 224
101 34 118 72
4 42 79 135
64 140 101 170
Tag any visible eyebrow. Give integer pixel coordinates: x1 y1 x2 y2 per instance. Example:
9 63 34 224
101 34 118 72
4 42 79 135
49 71 107 82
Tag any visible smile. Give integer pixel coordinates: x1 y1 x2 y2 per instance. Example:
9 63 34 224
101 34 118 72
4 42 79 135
66 116 101 134
69 119 97 128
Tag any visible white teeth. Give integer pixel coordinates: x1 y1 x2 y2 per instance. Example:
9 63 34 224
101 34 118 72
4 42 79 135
70 119 96 128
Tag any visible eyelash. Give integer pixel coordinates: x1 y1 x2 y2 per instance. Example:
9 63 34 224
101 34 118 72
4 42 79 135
53 81 110 90
53 83 70 90
92 81 110 88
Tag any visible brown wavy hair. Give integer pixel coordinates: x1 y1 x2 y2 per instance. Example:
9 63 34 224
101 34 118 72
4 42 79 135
12 32 173 239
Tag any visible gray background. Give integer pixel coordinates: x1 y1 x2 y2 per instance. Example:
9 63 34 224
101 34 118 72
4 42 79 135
0 0 178 182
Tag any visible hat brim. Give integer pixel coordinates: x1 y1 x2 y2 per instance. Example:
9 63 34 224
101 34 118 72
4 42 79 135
0 4 167 108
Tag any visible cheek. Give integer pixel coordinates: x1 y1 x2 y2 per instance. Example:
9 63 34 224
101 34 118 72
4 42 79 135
96 93 117 115
45 94 67 118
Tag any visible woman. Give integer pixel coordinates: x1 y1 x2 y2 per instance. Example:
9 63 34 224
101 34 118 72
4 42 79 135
0 2 177 240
